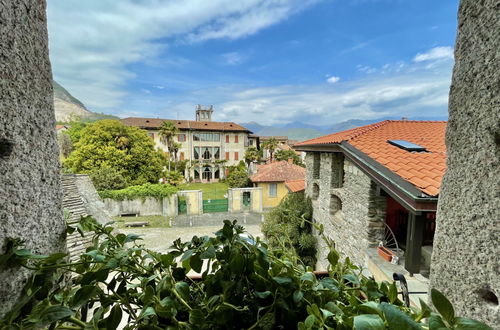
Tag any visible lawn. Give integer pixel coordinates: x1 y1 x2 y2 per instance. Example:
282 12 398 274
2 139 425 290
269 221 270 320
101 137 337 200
113 215 171 229
178 182 229 200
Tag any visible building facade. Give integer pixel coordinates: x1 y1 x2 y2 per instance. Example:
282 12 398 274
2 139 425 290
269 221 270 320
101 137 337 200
295 120 447 278
122 106 253 182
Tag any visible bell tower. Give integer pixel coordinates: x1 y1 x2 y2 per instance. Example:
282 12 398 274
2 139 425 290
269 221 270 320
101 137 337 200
195 104 213 122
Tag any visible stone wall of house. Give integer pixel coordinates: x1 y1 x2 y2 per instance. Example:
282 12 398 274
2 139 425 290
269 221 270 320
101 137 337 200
305 152 386 270
0 0 66 317
430 0 499 326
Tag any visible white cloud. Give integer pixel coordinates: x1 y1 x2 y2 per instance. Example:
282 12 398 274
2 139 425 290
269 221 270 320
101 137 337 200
326 76 340 84
47 0 317 111
413 46 454 62
222 52 245 65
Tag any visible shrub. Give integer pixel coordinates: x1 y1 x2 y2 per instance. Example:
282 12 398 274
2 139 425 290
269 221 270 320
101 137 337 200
89 167 128 191
0 218 491 329
226 161 250 188
98 183 178 201
262 192 317 267
163 171 184 186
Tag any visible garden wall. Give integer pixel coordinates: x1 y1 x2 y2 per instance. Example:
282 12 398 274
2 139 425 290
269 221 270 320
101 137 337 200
103 196 177 217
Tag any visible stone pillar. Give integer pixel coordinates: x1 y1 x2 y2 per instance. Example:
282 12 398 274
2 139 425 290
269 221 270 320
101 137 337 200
430 0 499 326
0 0 66 317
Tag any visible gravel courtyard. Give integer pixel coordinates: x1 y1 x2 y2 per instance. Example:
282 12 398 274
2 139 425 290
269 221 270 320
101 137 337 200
120 224 263 253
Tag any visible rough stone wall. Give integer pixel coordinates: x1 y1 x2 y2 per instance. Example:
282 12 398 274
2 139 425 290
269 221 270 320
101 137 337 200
103 196 175 217
430 0 499 326
0 0 66 317
306 152 385 270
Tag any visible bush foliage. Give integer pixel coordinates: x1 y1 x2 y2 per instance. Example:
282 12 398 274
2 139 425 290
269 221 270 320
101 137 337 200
98 183 178 201
0 218 491 329
262 192 317 267
64 120 165 189
225 161 250 188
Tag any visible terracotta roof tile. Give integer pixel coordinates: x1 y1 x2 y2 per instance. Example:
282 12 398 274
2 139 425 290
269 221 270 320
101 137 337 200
121 117 251 132
285 179 305 193
296 120 447 196
250 161 305 183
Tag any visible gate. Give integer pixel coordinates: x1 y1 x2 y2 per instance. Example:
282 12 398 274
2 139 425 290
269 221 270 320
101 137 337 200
203 199 228 213
178 199 187 214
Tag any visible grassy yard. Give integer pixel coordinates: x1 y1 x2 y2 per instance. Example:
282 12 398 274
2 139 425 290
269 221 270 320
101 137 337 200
113 215 171 229
178 182 228 200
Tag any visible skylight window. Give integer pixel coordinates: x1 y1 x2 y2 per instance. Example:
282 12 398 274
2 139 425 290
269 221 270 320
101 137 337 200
387 140 427 152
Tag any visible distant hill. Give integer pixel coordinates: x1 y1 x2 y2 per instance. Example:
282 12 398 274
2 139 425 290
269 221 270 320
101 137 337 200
239 121 323 141
240 115 448 142
53 81 118 123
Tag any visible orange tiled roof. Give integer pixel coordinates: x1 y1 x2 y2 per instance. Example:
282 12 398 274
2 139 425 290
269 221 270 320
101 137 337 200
121 117 251 132
285 179 305 193
296 120 447 196
250 161 305 183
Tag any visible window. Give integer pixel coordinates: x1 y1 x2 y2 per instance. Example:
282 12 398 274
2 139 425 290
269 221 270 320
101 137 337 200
226 152 230 160
330 194 342 215
244 136 249 147
269 183 277 197
193 132 220 142
202 147 212 160
148 132 155 139
387 140 426 152
194 168 200 179
226 135 230 143
178 134 186 142
180 152 185 161
235 135 239 143
202 166 212 181
313 153 320 179
213 147 220 159
249 139 254 146
194 147 200 160
234 152 239 160
214 166 220 179
331 153 344 188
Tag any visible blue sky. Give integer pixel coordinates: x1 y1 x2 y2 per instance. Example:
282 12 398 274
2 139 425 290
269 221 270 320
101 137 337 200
47 0 459 126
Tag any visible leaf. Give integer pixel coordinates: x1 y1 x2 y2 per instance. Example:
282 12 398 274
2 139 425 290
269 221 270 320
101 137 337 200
229 253 245 273
180 249 194 262
343 273 360 286
320 308 334 319
273 277 293 286
431 288 455 326
359 301 383 316
300 272 315 282
40 306 74 325
139 306 156 319
304 314 316 328
293 290 304 303
200 245 216 259
71 285 96 308
324 301 344 315
428 314 448 330
175 282 190 302
141 285 155 304
354 314 385 330
84 250 105 262
105 305 122 330
124 233 141 243
190 254 203 273
454 317 493 330
255 291 272 299
387 282 398 304
327 250 339 267
381 303 423 330
189 309 205 325
44 252 68 263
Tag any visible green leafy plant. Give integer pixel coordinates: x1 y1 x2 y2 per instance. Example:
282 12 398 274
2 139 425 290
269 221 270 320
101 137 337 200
226 161 250 188
261 192 316 267
274 149 304 167
0 218 492 329
98 182 178 201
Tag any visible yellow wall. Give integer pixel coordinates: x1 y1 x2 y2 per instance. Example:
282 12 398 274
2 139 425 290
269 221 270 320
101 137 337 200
258 182 288 208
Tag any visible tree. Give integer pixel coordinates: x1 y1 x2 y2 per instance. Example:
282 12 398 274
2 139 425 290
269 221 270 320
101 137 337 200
244 146 262 167
226 161 250 188
57 132 73 159
158 121 179 171
261 137 279 162
64 120 164 188
274 149 304 167
261 192 317 267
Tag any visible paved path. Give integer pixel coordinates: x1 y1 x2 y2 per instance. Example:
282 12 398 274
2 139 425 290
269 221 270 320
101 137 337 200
120 224 263 253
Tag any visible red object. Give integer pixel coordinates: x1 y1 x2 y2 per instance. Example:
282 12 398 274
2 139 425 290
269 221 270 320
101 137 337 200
234 152 239 160
226 135 230 143
235 135 239 143
377 246 395 262
225 152 230 160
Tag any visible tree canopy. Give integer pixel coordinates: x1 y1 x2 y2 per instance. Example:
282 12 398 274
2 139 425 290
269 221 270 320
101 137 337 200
275 149 304 167
244 146 262 166
261 137 279 162
64 120 164 188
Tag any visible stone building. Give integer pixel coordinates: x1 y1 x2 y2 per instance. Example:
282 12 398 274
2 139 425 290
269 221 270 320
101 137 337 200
122 105 254 182
0 0 66 317
429 0 499 326
294 120 447 277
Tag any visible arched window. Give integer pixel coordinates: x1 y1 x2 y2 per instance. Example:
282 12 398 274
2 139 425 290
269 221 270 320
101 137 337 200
214 166 220 179
330 194 342 214
203 166 212 181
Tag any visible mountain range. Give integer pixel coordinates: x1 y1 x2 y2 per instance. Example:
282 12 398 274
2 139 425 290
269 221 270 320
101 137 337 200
53 81 117 123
